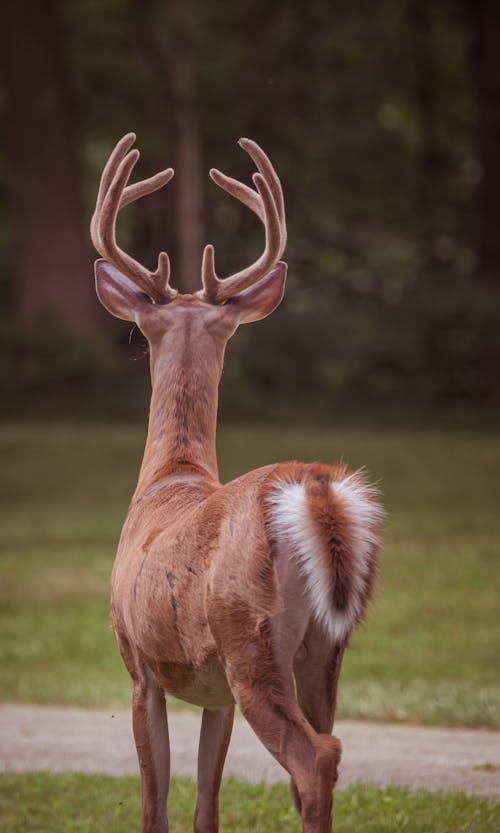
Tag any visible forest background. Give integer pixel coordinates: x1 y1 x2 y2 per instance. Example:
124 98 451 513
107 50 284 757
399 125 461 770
1 9 500 827
1 0 499 424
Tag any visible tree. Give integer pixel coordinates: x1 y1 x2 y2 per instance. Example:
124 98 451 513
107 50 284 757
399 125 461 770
468 0 500 286
170 0 205 293
409 0 442 276
466 0 500 401
129 0 205 294
0 0 98 334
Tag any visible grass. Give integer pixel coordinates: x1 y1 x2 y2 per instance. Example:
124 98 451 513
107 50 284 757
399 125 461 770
1 422 499 726
0 773 498 833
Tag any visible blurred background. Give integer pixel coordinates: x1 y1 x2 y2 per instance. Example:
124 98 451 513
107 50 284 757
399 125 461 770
0 0 499 737
1 0 499 422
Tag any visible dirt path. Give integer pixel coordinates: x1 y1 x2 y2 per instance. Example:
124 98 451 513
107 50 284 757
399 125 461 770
1 704 499 798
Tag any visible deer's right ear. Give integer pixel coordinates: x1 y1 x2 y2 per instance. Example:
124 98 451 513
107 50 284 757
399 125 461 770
95 259 153 322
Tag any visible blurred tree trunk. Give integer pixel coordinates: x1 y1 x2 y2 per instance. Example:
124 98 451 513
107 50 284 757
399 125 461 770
130 0 176 277
131 0 204 294
0 0 98 333
467 0 500 401
468 0 500 286
170 0 204 293
409 1 441 277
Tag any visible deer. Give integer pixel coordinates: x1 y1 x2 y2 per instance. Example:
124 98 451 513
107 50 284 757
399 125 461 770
90 132 382 833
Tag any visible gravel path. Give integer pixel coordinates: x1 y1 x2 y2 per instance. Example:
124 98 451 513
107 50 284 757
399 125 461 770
1 704 499 797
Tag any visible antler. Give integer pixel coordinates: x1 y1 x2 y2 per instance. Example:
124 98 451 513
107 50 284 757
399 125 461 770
200 139 287 304
90 133 176 303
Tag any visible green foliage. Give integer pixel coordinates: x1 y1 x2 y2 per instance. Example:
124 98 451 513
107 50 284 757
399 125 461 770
2 0 499 412
1 423 499 726
222 267 500 415
2 265 499 420
0 319 151 420
0 773 498 833
0 319 109 393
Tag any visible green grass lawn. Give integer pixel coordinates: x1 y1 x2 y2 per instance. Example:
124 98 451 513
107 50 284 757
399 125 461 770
1 423 499 726
1 773 498 833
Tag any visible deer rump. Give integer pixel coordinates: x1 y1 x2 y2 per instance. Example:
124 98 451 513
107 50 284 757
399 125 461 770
111 461 380 710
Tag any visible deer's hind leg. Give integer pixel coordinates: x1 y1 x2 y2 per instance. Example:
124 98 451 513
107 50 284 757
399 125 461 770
216 610 341 833
294 624 346 735
195 705 235 833
291 625 347 814
115 632 170 833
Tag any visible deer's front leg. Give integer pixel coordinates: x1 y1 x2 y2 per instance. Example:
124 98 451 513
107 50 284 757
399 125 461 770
194 706 235 833
131 669 170 833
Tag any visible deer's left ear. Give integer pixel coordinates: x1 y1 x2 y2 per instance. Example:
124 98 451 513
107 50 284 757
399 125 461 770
95 259 153 322
229 262 287 324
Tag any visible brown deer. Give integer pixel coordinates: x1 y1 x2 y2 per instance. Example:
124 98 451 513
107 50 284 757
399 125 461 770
90 132 382 833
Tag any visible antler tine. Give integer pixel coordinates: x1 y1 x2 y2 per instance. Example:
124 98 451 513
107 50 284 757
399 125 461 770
208 169 265 223
238 138 286 243
91 134 176 303
90 132 136 252
120 167 174 210
201 139 287 304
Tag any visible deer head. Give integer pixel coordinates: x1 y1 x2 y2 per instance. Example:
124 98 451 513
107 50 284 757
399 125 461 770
91 133 288 362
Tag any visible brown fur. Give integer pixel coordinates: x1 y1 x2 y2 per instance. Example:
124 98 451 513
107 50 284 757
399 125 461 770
105 338 382 833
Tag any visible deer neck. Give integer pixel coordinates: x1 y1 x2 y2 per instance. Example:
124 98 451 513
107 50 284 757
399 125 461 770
136 337 222 494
